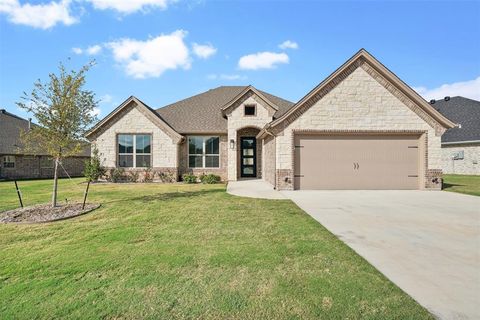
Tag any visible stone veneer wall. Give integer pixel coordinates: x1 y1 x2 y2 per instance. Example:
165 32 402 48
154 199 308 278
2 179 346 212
226 94 274 180
274 65 443 190
236 127 262 179
262 135 276 186
91 102 179 179
0 155 88 179
441 144 480 175
178 135 228 181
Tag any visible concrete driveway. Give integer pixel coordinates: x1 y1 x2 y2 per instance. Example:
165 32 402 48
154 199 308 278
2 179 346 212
281 190 480 320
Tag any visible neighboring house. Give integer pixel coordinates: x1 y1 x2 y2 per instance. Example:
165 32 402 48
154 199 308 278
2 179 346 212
0 109 90 180
86 49 455 190
431 96 480 175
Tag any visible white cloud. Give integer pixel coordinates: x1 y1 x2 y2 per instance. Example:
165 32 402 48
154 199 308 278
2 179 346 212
238 51 289 70
85 0 175 14
413 77 480 101
99 94 113 104
107 30 191 79
0 0 77 29
90 107 101 116
72 47 83 54
86 44 102 55
192 42 216 59
207 74 246 81
279 40 298 50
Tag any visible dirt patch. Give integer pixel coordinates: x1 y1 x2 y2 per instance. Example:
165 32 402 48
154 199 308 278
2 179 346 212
0 203 100 224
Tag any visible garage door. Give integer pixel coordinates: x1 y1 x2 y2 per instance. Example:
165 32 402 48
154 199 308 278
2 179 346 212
294 134 420 190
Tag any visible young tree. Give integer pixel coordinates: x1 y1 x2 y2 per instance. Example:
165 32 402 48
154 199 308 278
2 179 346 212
17 61 98 207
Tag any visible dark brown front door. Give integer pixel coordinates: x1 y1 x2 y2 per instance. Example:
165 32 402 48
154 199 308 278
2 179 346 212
240 137 256 178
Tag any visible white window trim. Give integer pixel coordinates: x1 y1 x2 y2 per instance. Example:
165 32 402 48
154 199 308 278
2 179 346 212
3 155 15 168
188 136 220 169
118 134 152 168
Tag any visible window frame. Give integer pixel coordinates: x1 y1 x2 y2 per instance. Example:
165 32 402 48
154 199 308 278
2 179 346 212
117 133 152 168
188 136 220 169
3 155 15 168
244 104 256 116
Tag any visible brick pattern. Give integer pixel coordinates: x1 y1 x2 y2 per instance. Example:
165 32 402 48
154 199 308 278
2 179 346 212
276 169 293 190
263 135 276 186
0 155 88 179
92 102 178 170
441 144 480 175
425 169 443 190
273 66 443 190
226 95 273 180
178 135 228 181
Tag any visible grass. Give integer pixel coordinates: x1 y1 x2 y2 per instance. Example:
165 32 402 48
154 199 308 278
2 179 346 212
0 178 433 319
443 174 480 197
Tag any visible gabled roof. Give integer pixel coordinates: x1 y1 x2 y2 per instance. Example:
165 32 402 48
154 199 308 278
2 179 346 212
432 96 480 144
86 96 183 143
221 85 279 116
156 86 293 134
0 109 90 156
260 49 456 137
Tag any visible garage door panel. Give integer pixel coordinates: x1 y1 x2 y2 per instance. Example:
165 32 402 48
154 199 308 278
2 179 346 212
294 134 419 190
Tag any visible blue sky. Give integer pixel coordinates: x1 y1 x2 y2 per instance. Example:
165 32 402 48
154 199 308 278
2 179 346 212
0 0 479 120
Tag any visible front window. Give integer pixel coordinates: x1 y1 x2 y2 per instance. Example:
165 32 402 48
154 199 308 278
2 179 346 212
188 136 220 168
244 104 256 116
118 134 151 167
3 156 15 168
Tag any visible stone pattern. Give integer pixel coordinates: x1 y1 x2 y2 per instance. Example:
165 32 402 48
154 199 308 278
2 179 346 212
425 169 443 189
178 135 228 181
226 95 273 180
274 66 442 190
91 103 178 170
0 155 88 179
262 135 276 186
236 127 262 179
441 144 480 175
276 169 293 190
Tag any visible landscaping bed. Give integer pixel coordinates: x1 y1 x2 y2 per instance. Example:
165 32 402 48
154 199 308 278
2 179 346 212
0 203 100 223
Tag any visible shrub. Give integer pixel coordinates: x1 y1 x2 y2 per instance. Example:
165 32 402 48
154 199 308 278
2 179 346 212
182 173 197 184
83 146 105 182
142 167 154 183
157 171 176 183
110 168 125 183
200 174 221 184
127 171 139 183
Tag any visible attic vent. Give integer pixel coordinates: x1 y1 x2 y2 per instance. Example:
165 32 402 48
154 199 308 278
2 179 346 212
430 99 436 104
444 96 450 101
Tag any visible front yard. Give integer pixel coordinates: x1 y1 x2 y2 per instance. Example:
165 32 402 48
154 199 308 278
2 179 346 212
443 174 480 197
0 178 432 319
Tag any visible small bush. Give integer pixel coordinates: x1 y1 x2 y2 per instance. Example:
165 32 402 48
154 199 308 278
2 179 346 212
83 146 105 182
110 168 125 183
157 171 176 183
127 171 139 183
142 167 154 183
182 173 197 184
200 174 221 184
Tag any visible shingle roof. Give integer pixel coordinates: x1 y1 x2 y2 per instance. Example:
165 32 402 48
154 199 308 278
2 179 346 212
0 109 90 156
431 96 480 143
156 86 294 133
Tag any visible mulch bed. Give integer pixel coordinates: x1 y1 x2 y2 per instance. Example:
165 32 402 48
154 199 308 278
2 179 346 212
0 203 100 224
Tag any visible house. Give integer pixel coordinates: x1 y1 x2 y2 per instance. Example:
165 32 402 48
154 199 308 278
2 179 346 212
0 109 90 180
432 96 480 175
86 49 456 190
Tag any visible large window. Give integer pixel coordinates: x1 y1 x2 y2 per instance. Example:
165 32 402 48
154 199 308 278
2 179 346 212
188 136 219 168
3 156 15 168
118 134 151 168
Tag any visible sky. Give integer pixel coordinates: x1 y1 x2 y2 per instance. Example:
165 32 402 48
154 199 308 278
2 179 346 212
0 0 479 121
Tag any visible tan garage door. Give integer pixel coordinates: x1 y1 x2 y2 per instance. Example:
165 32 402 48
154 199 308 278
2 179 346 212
294 134 420 190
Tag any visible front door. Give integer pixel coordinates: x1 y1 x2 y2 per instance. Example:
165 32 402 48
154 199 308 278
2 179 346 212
240 137 256 178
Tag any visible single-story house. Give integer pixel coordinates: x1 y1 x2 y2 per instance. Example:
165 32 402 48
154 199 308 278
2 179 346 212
86 49 456 190
432 96 480 175
0 109 90 180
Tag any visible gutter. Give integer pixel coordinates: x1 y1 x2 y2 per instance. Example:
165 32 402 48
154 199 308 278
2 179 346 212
442 140 480 146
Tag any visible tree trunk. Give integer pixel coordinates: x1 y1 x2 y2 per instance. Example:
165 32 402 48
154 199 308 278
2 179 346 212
52 157 59 207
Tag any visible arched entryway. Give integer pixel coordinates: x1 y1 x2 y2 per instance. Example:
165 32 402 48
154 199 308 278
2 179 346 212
236 127 262 179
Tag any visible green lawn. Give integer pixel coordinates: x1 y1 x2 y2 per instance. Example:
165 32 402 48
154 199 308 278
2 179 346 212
443 174 480 197
0 178 432 319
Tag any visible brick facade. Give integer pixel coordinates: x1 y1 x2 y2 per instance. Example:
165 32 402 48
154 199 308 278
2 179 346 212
262 135 276 186
441 144 480 175
273 65 443 190
0 155 88 180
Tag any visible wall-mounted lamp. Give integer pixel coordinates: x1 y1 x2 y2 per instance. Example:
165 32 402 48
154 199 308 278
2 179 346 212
230 139 235 150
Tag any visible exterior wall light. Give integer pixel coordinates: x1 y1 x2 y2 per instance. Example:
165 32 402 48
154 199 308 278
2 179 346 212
230 139 235 150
